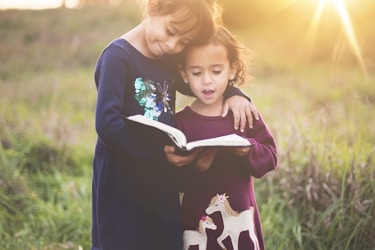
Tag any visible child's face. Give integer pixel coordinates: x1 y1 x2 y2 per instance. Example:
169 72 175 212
144 9 199 59
180 43 237 107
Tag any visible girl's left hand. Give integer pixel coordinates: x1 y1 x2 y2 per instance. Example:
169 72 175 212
226 146 250 156
164 145 198 167
222 96 259 132
194 147 218 172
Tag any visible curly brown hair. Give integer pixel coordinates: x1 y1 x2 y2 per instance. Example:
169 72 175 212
208 25 251 86
181 25 252 86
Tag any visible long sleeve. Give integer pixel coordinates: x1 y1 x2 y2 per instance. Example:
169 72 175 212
241 114 277 178
94 41 172 165
95 44 149 158
224 85 252 102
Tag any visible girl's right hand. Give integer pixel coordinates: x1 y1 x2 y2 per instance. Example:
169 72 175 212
164 145 198 167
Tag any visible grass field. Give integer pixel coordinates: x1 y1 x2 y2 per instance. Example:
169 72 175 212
0 1 374 249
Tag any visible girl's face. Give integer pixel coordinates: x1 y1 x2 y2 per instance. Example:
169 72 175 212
144 8 199 59
180 43 237 108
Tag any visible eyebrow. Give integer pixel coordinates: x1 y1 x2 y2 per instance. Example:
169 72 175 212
170 21 196 37
186 64 224 70
186 65 201 70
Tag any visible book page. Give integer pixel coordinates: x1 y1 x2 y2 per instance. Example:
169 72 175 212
126 115 251 151
126 115 188 148
185 134 251 151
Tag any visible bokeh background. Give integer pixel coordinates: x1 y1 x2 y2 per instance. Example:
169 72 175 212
1 0 374 249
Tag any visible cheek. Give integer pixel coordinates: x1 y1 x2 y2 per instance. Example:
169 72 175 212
172 44 186 54
188 81 201 92
145 28 154 42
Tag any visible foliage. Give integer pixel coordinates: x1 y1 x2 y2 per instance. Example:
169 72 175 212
1 2 374 249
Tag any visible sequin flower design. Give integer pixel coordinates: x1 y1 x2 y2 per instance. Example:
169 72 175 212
134 77 172 120
217 194 229 204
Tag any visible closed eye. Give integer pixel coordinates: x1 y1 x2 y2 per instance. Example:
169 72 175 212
167 28 175 36
180 40 189 47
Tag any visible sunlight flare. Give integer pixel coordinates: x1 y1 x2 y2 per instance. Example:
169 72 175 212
306 0 367 74
305 0 326 52
331 0 366 74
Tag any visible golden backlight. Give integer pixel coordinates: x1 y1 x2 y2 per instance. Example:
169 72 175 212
273 0 367 75
330 0 366 74
0 0 368 75
306 0 366 74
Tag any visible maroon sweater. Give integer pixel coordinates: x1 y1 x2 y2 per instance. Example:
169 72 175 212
176 106 277 250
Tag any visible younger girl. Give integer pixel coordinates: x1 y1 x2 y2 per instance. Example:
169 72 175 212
177 26 278 250
92 1 258 249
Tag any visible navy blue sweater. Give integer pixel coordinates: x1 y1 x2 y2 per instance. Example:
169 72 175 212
92 39 184 250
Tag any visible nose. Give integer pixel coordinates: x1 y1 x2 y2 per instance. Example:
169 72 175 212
166 39 177 50
165 38 181 53
202 72 212 85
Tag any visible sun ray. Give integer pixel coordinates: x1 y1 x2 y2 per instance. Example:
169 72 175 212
305 0 326 54
331 0 367 75
302 0 367 75
309 0 325 39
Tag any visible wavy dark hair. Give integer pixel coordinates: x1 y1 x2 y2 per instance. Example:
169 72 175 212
180 25 252 88
207 25 251 86
146 0 222 45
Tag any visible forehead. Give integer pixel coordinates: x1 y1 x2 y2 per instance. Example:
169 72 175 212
185 43 228 66
168 8 199 38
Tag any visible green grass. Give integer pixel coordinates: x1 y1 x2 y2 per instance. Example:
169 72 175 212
1 2 375 249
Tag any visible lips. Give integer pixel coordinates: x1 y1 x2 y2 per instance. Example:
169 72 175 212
159 43 168 55
202 89 214 97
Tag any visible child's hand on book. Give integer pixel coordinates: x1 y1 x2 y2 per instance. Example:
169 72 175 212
226 146 250 156
164 145 198 167
194 148 218 172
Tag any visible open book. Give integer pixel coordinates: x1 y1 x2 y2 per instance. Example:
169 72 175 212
126 114 251 151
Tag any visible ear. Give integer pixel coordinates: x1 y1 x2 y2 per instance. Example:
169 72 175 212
229 61 239 81
178 65 189 84
147 0 159 16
